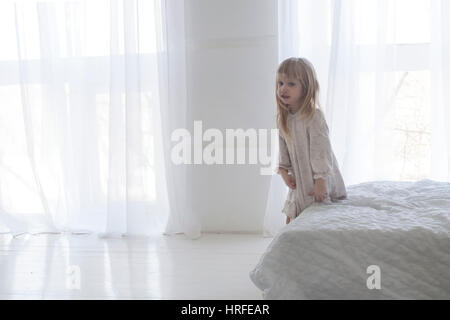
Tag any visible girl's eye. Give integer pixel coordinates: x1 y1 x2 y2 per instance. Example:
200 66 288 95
288 82 296 87
278 82 283 86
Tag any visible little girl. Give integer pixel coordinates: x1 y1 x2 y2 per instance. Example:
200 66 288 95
276 57 347 224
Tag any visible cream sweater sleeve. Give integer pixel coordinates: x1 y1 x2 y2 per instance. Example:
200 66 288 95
308 110 333 180
277 133 293 174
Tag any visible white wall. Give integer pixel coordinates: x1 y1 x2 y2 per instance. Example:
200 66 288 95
184 0 279 232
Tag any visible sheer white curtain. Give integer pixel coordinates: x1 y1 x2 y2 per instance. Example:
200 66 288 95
155 0 201 239
0 0 200 238
264 0 450 236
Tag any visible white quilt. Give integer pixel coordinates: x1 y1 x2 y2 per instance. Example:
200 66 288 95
250 179 450 299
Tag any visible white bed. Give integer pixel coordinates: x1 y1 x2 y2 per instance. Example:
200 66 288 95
250 179 450 299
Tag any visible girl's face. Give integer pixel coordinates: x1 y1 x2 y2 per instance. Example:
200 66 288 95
277 73 303 107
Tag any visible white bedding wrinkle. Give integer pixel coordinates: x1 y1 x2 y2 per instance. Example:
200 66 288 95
250 179 450 299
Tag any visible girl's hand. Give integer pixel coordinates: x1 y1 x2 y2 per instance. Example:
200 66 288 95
282 172 296 190
308 178 328 202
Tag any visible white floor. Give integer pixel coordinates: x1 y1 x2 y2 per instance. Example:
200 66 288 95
0 232 273 300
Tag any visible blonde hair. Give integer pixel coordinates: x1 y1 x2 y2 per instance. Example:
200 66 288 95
276 57 321 140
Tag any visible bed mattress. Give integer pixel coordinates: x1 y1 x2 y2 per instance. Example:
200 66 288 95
250 179 450 299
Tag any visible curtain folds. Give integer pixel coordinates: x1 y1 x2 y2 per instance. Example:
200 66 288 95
0 0 200 238
154 0 201 239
